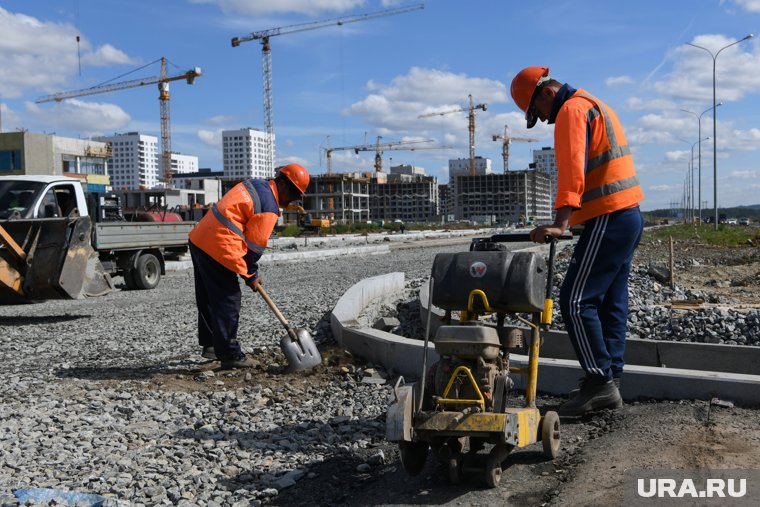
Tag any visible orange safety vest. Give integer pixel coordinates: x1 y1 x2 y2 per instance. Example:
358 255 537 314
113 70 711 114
189 179 280 278
554 89 644 226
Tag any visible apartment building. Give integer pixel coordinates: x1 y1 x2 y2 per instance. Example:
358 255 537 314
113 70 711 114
95 132 160 189
368 165 438 222
222 128 274 181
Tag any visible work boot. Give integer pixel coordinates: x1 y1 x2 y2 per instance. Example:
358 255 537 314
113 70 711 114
201 346 216 359
220 354 256 370
559 376 622 417
569 376 620 398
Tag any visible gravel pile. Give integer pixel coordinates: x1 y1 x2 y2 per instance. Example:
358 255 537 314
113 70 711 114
0 243 472 507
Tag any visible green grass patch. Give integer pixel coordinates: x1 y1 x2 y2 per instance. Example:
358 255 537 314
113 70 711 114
646 223 759 246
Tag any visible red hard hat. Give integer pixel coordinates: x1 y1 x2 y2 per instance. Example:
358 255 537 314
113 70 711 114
510 66 550 113
278 163 310 194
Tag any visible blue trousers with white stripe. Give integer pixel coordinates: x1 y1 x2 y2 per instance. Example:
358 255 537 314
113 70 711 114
559 207 643 381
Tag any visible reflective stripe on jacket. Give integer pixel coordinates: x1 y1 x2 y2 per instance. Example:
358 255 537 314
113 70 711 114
554 89 644 226
189 179 280 278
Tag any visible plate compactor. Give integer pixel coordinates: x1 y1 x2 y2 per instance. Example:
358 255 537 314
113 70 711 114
386 235 560 487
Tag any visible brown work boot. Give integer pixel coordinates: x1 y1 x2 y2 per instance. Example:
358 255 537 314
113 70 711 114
220 354 256 370
201 346 216 359
559 376 622 417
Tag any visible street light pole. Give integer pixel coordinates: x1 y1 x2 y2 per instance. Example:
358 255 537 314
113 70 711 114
687 34 753 229
680 103 721 223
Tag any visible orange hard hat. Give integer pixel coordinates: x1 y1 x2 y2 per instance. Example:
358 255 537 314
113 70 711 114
278 163 310 194
510 66 550 113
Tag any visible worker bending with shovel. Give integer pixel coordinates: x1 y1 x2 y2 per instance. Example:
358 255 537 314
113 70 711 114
511 66 644 417
188 164 311 370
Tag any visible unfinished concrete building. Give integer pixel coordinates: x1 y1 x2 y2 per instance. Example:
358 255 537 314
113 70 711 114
303 172 371 224
368 165 438 223
451 169 552 225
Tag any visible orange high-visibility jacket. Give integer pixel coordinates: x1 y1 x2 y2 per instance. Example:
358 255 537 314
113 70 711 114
189 179 280 279
554 89 644 226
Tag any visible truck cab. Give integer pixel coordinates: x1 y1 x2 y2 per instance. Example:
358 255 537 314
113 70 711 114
0 175 87 220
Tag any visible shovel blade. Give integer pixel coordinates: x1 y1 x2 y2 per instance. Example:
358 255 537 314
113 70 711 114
280 328 322 371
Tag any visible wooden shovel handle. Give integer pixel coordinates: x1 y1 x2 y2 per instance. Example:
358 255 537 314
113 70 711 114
254 284 290 329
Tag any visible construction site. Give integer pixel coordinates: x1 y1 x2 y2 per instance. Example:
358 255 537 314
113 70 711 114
1 223 759 506
3 2 760 506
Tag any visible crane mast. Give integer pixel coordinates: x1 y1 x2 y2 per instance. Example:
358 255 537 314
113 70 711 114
491 125 538 173
419 94 487 176
231 3 424 174
36 57 202 186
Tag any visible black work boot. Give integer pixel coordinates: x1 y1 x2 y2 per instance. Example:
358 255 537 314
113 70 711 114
569 376 620 398
220 354 256 370
559 376 622 417
201 346 216 359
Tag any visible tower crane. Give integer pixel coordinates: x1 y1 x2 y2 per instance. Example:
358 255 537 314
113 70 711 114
231 3 425 173
36 57 202 186
492 125 538 173
418 94 487 177
324 137 439 174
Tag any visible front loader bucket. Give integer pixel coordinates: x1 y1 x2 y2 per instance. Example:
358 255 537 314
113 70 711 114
0 217 113 304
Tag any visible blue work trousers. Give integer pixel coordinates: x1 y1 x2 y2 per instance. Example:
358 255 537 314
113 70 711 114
189 241 243 360
559 207 643 381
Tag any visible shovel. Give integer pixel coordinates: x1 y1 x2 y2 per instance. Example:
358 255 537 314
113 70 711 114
254 284 322 371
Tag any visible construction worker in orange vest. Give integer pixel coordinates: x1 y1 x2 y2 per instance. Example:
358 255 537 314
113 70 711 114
188 164 310 369
511 66 644 417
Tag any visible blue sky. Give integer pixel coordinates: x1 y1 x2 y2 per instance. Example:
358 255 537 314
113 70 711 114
2 0 760 211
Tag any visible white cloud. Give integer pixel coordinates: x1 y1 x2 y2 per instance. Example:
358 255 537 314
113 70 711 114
730 170 758 178
25 99 131 135
207 115 236 126
81 44 137 67
649 184 677 191
197 129 222 147
188 0 366 16
345 67 523 153
605 75 633 87
726 0 760 13
651 34 758 103
665 150 688 162
0 7 138 99
625 96 677 111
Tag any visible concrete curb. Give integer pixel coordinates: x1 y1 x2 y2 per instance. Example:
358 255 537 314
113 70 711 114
330 266 760 407
165 244 390 272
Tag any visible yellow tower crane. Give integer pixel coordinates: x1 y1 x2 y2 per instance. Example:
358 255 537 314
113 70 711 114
36 57 202 186
492 125 538 173
231 3 424 173
418 94 487 176
324 137 439 174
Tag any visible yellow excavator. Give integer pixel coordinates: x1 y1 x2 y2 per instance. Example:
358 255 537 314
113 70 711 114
282 203 331 235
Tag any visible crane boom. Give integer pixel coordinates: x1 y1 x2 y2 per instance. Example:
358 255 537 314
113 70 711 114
231 4 424 174
491 125 538 173
418 94 487 176
325 137 441 173
231 4 424 46
36 58 202 186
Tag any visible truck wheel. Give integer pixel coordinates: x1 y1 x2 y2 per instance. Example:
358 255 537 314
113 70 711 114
133 253 161 290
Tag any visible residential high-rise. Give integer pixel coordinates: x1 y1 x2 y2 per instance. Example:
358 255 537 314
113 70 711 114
368 165 438 222
95 132 160 189
532 146 557 199
222 128 274 181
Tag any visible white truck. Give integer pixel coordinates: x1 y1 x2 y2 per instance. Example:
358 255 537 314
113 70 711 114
0 175 195 304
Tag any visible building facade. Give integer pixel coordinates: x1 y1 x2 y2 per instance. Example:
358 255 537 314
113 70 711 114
0 132 110 190
95 132 160 189
368 165 438 222
451 169 552 224
303 172 370 224
532 146 557 201
222 128 274 181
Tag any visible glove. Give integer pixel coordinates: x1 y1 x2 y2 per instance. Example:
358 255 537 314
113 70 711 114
246 276 262 292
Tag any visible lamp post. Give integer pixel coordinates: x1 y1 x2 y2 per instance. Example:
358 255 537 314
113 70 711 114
677 137 709 222
680 103 721 223
687 34 753 229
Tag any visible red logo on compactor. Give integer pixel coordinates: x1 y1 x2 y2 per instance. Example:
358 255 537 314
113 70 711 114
469 262 487 278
